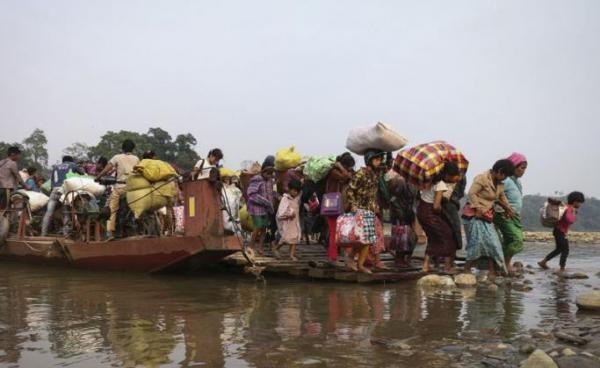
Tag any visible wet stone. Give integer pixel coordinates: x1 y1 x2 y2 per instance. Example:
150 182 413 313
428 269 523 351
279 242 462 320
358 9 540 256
520 344 537 354
555 355 599 368
561 348 576 357
520 349 559 368
576 291 600 311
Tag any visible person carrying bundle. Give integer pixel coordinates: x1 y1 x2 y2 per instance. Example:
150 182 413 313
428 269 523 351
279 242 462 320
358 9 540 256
538 191 585 273
95 139 140 240
41 155 85 236
345 149 387 273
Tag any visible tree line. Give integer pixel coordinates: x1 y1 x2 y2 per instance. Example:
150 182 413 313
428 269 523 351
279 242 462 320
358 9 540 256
1 128 201 174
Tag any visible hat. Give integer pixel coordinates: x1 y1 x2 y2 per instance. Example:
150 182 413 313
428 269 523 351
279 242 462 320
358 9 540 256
507 152 527 167
261 155 276 172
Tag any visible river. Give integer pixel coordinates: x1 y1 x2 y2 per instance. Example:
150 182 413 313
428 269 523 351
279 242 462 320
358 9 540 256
1 242 599 367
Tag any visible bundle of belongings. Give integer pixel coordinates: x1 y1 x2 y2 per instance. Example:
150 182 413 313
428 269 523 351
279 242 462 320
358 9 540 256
346 122 408 155
275 146 302 171
126 159 179 219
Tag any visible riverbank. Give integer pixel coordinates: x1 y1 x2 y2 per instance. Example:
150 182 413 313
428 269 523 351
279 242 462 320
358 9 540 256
525 231 600 244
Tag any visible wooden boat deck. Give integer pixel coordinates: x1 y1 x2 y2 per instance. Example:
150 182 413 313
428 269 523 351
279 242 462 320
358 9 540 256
221 243 429 283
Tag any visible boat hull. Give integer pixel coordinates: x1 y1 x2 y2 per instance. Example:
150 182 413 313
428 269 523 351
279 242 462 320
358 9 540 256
0 235 241 273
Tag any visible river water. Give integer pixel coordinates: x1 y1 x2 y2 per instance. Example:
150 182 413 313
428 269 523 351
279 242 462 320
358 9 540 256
0 243 599 368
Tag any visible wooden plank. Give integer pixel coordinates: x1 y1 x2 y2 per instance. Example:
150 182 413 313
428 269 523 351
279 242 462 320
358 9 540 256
308 268 336 279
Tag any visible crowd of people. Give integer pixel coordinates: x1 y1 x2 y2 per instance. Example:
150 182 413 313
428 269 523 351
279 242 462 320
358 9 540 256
0 141 586 278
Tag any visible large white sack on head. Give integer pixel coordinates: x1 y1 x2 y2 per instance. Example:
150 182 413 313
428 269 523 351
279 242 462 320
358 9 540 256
346 122 408 155
63 177 106 197
19 191 49 212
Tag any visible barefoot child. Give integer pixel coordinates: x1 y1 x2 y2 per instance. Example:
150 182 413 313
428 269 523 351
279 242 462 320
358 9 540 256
538 191 585 273
274 179 302 260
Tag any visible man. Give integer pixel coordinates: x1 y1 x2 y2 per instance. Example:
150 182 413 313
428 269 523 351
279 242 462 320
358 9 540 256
41 155 85 236
0 146 30 210
95 139 140 239
190 148 223 180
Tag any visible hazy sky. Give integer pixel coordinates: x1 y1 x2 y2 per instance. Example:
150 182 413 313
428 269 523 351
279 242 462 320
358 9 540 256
1 0 599 196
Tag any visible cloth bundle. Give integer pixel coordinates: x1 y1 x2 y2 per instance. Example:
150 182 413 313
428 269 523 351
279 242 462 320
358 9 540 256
336 209 378 246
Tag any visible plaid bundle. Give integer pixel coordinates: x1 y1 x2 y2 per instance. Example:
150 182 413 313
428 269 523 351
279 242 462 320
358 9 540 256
336 209 378 245
394 141 468 186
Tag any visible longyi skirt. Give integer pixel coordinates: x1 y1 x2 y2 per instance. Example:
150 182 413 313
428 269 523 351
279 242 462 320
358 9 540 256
416 201 457 258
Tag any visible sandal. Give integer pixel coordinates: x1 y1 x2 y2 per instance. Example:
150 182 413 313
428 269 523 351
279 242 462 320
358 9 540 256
537 261 549 270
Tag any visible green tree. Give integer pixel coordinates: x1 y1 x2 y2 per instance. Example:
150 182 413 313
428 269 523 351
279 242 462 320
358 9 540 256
89 130 151 160
147 127 177 162
22 128 48 169
63 142 91 161
173 133 200 171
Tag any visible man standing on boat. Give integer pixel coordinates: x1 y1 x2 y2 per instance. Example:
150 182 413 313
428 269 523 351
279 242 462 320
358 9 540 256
190 148 223 181
41 155 85 236
0 146 30 210
95 139 140 240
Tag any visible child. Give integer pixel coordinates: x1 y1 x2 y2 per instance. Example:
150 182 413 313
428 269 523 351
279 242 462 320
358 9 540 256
247 156 276 255
538 191 585 273
274 179 302 261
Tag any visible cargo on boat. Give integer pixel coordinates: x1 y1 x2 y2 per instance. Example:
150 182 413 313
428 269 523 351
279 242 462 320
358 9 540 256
0 180 241 273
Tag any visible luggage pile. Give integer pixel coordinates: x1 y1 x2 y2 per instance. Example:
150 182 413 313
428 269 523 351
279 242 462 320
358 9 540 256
346 122 408 155
127 160 179 218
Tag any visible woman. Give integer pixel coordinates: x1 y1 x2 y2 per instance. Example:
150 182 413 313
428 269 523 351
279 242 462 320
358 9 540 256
417 162 462 273
345 149 386 273
494 153 527 275
463 159 515 280
324 152 355 263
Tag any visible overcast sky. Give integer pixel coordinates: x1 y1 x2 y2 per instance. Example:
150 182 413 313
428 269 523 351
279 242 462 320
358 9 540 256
1 0 599 196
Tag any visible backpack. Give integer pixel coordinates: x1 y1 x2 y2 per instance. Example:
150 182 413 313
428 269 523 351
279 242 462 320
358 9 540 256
540 198 566 228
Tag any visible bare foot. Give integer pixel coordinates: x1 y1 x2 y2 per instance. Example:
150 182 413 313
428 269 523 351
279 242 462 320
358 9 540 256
290 255 298 261
538 261 549 270
346 260 358 272
358 266 372 274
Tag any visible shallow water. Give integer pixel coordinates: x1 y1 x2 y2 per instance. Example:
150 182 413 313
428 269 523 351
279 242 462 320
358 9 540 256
0 243 599 367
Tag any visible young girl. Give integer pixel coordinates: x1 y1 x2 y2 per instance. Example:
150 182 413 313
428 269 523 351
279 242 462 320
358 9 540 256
274 179 303 261
387 172 418 268
538 191 585 273
417 162 462 273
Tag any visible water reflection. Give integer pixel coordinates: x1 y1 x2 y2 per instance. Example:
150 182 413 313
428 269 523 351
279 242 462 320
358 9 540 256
0 245 598 367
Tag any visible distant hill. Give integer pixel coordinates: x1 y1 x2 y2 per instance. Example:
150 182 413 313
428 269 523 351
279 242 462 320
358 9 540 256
521 195 600 231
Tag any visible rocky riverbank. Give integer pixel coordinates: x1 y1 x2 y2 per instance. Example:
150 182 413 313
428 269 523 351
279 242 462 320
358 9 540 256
395 264 600 367
524 231 600 244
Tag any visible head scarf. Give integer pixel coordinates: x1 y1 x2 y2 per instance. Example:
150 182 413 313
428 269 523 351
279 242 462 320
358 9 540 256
507 152 527 167
363 149 385 167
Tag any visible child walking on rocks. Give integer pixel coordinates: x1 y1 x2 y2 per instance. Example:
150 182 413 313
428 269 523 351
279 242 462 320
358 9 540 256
538 191 585 273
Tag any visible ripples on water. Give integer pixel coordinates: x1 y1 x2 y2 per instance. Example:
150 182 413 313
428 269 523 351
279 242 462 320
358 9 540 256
0 243 598 367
